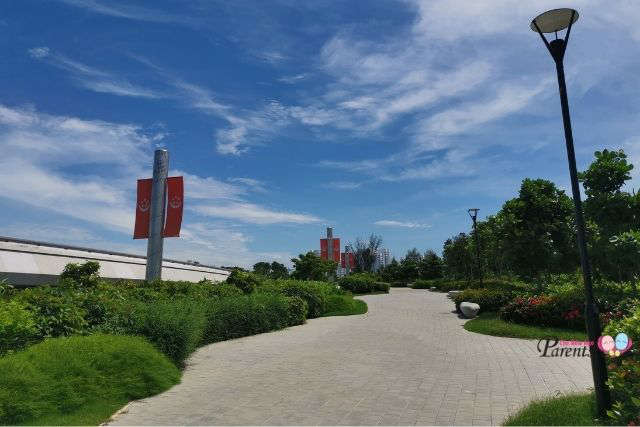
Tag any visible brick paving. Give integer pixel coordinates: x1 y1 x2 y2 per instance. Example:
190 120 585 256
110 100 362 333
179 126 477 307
108 288 592 426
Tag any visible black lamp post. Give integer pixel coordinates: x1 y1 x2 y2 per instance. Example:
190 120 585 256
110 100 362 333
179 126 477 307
531 8 610 416
468 208 482 284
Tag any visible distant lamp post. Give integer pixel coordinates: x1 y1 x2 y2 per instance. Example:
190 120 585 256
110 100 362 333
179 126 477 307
531 8 610 416
467 208 482 283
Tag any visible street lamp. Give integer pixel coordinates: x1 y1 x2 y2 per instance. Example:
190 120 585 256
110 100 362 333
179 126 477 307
468 208 482 284
531 8 611 416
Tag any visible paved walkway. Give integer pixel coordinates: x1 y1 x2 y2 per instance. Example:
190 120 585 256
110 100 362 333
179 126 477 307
109 288 592 426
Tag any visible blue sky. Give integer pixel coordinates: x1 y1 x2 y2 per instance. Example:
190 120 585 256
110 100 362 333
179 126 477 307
1 0 639 268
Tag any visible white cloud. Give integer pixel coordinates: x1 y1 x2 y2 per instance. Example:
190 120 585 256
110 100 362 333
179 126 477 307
324 181 362 190
193 202 322 225
227 177 269 193
28 47 50 59
0 104 319 267
278 74 308 84
57 0 196 26
29 47 163 99
423 81 551 137
374 220 431 229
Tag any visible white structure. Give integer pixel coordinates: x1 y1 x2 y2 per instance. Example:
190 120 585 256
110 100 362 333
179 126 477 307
0 236 230 287
373 248 391 271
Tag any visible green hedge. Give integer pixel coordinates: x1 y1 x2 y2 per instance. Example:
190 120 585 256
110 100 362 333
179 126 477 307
203 293 301 343
410 279 434 289
323 295 368 316
339 274 389 294
128 299 207 366
225 270 264 294
257 280 336 318
390 281 408 288
0 334 180 425
452 288 514 313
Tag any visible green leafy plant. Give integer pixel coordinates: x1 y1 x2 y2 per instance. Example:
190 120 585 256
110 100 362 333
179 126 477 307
338 273 387 294
0 300 39 354
452 288 513 313
59 261 101 288
604 307 640 425
225 269 264 294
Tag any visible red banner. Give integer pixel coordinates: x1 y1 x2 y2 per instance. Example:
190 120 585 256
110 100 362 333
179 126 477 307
332 238 340 262
320 239 328 260
341 253 346 268
163 176 183 237
349 253 355 268
133 179 152 239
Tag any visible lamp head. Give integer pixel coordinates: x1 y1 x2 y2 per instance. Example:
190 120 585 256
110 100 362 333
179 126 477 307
530 8 579 33
468 208 479 220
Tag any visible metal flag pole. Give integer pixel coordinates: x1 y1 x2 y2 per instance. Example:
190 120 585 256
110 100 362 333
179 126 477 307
145 149 168 281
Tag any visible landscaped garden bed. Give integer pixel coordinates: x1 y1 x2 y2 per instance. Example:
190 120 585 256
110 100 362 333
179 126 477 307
0 261 370 425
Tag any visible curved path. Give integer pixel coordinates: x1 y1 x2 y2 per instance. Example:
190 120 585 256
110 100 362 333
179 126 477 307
109 288 592 426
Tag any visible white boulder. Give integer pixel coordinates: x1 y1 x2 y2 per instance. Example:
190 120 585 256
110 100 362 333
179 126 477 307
460 302 480 319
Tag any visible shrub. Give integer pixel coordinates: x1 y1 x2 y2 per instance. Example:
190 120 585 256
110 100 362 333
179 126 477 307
453 288 514 313
604 307 640 425
499 293 585 329
225 269 264 294
59 261 101 287
0 334 180 425
259 280 336 318
127 299 207 365
285 296 307 326
0 300 39 354
323 295 368 316
411 279 434 289
390 281 408 288
207 282 244 299
16 288 88 338
374 282 390 292
203 293 296 343
339 273 386 294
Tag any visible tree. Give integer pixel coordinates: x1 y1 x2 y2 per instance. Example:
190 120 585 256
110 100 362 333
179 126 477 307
351 234 383 273
252 261 289 279
579 149 638 278
379 258 400 282
270 261 289 279
252 262 271 277
579 149 636 237
442 233 473 280
498 179 577 279
420 250 443 280
290 251 337 281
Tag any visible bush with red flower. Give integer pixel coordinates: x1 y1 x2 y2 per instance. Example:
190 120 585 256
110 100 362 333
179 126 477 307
603 307 640 426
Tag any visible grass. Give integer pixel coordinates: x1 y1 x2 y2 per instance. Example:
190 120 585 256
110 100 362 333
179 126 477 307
322 295 368 316
503 393 601 426
0 334 180 426
464 312 588 341
0 281 371 426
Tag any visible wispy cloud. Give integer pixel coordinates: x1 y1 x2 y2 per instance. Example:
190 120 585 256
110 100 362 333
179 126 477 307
28 47 163 99
324 181 362 190
192 202 322 225
0 103 319 266
374 220 431 229
227 177 269 193
57 0 197 26
278 73 308 84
